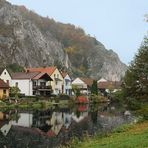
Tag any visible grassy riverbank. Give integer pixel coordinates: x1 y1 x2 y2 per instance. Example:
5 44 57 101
69 121 148 148
0 99 70 111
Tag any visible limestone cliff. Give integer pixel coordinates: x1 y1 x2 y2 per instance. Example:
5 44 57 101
0 0 127 80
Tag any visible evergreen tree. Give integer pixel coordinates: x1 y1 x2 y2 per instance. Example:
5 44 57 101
123 36 148 101
91 80 98 95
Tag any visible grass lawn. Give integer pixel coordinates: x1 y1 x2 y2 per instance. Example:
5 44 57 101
73 121 148 148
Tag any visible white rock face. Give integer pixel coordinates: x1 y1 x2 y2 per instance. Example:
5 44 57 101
0 1 127 80
0 1 69 68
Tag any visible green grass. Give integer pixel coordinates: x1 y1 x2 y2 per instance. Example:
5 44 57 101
70 121 148 148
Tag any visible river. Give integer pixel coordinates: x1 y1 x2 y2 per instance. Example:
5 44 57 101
0 103 134 148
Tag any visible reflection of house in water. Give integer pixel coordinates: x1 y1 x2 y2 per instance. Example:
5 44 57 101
32 110 52 133
12 113 33 127
50 112 64 135
63 113 72 129
32 109 72 136
0 112 12 136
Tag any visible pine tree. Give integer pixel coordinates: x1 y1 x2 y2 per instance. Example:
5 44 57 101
123 36 148 101
91 80 98 95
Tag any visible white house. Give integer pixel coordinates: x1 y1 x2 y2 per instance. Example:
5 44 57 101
0 68 12 86
11 72 52 96
72 77 94 94
61 72 72 95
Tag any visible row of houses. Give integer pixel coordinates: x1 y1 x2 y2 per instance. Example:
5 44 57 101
0 67 121 99
0 67 72 98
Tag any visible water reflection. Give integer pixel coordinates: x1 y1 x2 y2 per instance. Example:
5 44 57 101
0 103 134 148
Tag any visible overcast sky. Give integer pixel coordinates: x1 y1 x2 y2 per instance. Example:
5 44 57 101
7 0 148 64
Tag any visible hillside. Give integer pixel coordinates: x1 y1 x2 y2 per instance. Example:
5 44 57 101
0 0 127 80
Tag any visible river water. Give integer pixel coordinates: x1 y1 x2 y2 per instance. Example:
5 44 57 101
0 103 134 148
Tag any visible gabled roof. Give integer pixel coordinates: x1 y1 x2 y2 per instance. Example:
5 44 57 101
98 81 122 89
61 72 67 78
11 72 40 79
33 72 53 81
97 78 107 83
11 72 53 81
80 77 94 87
0 79 9 88
26 67 57 76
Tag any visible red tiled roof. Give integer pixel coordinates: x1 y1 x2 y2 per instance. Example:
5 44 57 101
33 72 53 81
0 79 9 88
26 67 57 76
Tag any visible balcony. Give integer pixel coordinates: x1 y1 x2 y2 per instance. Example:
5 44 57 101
33 85 52 91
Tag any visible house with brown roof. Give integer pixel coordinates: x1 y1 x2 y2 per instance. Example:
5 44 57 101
26 67 64 95
97 80 122 94
72 77 94 95
0 79 9 99
61 72 72 95
11 72 52 96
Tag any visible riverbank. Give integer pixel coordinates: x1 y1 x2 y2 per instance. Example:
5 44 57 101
0 99 70 111
67 121 148 148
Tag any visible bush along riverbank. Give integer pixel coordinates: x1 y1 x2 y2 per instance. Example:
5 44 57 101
62 120 148 148
0 95 72 111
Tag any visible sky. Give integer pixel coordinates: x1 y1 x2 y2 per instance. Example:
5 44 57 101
7 0 148 65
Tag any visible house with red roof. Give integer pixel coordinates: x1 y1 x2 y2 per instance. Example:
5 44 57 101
26 67 64 95
0 79 9 99
11 72 52 96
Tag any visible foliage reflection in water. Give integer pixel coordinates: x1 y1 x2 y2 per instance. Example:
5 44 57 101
0 103 134 148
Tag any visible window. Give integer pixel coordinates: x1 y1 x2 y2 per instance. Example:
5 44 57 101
54 74 56 78
3 90 6 95
65 80 68 86
57 74 59 78
40 82 46 86
33 81 37 86
4 72 6 75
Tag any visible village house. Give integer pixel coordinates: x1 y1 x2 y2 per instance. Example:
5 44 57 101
11 72 52 96
0 79 9 99
61 72 72 95
0 68 12 86
97 78 122 95
72 77 94 95
26 67 64 95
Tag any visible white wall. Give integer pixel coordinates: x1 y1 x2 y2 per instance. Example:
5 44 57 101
11 79 33 96
63 74 72 95
0 69 12 85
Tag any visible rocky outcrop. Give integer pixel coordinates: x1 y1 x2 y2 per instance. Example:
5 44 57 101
0 1 127 80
